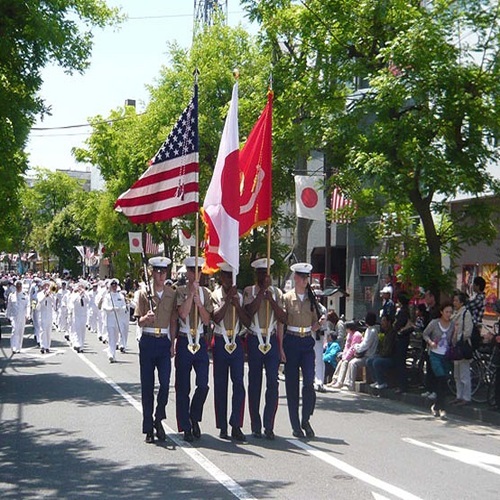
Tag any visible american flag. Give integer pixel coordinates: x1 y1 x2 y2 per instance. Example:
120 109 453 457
331 186 354 224
114 86 199 223
144 233 159 255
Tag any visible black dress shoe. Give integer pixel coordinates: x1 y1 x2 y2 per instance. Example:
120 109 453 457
301 421 315 438
219 429 230 440
145 432 154 444
40 348 45 354
154 421 166 441
231 427 246 442
183 430 194 442
252 430 262 438
292 429 305 438
264 429 275 440
191 420 201 439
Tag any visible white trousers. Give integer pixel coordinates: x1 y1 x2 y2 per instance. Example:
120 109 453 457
10 316 26 352
314 337 325 385
454 359 471 402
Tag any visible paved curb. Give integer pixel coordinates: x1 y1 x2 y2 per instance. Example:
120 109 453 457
354 381 500 427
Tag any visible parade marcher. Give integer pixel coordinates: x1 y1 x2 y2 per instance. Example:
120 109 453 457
211 262 251 442
36 280 55 353
30 277 41 346
282 263 324 439
68 280 89 353
175 256 213 442
244 258 285 440
101 279 126 362
87 282 100 336
55 280 69 334
135 256 178 443
6 280 29 353
118 290 130 352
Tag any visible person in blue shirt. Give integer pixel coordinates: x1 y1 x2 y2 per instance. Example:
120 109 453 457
323 332 341 384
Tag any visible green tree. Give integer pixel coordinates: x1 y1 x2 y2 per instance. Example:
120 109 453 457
19 168 87 271
0 0 120 242
243 0 500 296
75 20 291 278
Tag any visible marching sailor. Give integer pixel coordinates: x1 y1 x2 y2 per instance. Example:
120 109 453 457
211 262 251 441
6 280 29 354
283 263 324 439
175 256 213 442
134 256 177 443
243 258 285 440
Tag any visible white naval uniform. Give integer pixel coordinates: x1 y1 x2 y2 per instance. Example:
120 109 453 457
36 291 55 350
101 291 126 360
69 291 89 350
56 288 69 333
87 289 99 334
6 290 29 352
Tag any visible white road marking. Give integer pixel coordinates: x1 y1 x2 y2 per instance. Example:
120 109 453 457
372 493 392 500
289 439 423 500
403 438 500 475
78 353 256 500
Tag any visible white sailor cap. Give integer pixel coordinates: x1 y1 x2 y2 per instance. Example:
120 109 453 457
251 258 274 269
149 256 171 268
218 262 233 273
184 256 204 268
41 279 51 286
110 278 119 286
290 262 313 275
78 279 89 288
381 286 392 295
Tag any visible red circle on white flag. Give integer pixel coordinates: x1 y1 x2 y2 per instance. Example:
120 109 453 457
181 229 192 239
301 187 318 208
132 237 141 248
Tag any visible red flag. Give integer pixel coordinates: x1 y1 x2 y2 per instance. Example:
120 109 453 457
331 186 354 224
239 91 273 237
114 86 198 223
202 83 240 274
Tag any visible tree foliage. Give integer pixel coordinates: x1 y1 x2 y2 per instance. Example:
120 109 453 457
0 0 120 242
243 0 500 295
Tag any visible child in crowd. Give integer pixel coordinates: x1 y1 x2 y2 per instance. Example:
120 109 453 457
323 332 342 384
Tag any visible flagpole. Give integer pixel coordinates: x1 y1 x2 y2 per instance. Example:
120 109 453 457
194 212 199 333
141 228 154 311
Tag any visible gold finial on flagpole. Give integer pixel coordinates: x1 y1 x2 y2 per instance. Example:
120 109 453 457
233 68 240 80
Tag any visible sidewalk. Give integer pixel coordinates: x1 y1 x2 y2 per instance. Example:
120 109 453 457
350 380 500 427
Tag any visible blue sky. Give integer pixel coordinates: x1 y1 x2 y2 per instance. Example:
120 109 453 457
27 0 253 172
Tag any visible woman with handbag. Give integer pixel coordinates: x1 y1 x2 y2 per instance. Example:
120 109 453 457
450 291 474 405
423 302 455 419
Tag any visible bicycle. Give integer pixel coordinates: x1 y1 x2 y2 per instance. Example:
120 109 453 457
448 322 500 404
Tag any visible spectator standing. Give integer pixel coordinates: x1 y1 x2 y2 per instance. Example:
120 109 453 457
422 302 454 420
450 291 473 406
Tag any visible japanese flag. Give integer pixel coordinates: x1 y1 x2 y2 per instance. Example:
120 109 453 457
128 232 143 253
294 175 325 221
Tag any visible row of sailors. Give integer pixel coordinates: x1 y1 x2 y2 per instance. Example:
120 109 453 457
6 278 131 361
136 256 322 444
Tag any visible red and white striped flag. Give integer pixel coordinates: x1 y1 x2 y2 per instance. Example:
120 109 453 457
144 233 159 255
331 186 354 224
202 83 240 274
114 86 199 223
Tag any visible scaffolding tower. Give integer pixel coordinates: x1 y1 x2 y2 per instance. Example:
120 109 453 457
194 0 227 30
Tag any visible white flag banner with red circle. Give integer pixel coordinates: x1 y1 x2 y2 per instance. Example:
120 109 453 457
294 175 325 221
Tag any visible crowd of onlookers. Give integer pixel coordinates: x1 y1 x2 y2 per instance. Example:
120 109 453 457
316 276 500 419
